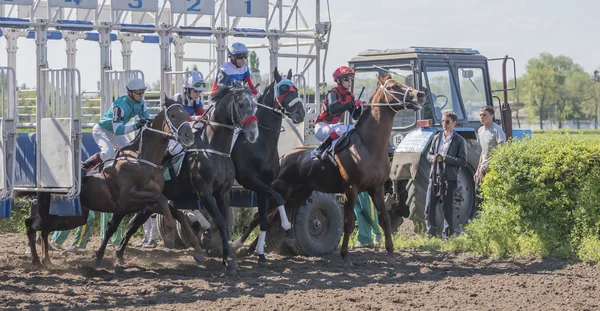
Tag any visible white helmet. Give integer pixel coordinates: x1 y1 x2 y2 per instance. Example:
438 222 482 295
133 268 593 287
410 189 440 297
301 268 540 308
126 77 147 91
184 71 206 91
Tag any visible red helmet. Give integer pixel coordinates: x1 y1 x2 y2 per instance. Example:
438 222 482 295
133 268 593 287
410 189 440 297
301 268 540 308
333 66 355 83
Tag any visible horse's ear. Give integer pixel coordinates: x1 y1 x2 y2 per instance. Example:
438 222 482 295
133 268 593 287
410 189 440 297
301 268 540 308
273 66 282 82
286 69 293 80
384 72 393 80
376 74 385 85
163 93 175 107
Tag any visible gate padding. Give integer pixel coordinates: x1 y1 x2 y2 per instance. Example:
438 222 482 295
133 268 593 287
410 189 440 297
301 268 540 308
14 133 256 207
15 133 99 187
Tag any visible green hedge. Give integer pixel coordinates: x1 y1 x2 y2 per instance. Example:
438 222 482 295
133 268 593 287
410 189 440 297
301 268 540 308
464 134 600 262
533 129 600 135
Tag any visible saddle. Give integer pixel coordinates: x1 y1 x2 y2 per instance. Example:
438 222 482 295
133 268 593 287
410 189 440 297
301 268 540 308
163 152 186 181
320 129 356 163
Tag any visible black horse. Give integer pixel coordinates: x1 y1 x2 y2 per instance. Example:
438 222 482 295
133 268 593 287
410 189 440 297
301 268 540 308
95 85 259 273
229 68 305 262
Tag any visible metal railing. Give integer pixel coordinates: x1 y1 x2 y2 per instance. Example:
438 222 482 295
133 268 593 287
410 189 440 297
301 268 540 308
16 89 162 129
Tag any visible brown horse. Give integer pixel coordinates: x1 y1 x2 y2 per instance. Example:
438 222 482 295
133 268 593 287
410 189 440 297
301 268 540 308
268 73 424 264
25 97 194 266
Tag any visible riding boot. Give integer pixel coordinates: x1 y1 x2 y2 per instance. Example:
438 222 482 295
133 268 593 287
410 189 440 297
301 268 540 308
81 153 102 173
162 151 174 165
314 137 333 161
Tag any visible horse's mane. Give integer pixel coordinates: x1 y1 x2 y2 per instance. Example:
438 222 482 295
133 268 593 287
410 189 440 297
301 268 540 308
211 85 234 103
211 85 252 104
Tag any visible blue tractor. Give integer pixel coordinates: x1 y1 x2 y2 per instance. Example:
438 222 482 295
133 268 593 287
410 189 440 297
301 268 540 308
348 47 530 232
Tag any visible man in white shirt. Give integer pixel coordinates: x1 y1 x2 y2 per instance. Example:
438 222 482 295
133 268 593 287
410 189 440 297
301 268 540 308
474 106 506 183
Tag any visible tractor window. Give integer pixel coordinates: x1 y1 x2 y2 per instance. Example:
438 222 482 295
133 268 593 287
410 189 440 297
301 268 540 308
353 66 416 129
458 67 488 122
424 66 464 121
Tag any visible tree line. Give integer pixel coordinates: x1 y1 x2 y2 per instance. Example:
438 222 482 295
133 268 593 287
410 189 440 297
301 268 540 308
504 53 600 130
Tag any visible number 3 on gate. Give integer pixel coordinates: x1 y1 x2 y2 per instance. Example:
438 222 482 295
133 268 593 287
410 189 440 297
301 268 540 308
128 0 142 9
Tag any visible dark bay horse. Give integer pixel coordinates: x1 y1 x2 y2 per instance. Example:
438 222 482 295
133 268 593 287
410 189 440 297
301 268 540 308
264 73 424 264
95 85 259 272
25 98 194 266
228 68 305 263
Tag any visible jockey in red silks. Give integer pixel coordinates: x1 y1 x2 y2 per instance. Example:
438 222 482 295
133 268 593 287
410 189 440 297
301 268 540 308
313 66 364 160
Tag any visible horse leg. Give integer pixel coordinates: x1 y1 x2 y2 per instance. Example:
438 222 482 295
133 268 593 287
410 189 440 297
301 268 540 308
254 194 269 263
26 221 41 267
237 177 293 262
124 189 177 249
95 213 126 266
232 213 259 252
170 208 205 263
368 186 395 264
215 189 238 272
40 230 52 267
340 189 358 265
115 210 151 266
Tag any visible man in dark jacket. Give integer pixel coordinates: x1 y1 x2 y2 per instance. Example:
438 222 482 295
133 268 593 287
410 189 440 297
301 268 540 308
425 111 467 238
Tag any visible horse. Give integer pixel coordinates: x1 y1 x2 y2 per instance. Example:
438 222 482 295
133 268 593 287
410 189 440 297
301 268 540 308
24 97 194 267
245 73 424 264
95 84 259 273
224 68 305 263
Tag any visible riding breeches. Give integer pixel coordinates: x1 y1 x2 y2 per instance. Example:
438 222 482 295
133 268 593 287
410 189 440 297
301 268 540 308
314 122 354 142
168 140 184 156
92 124 130 161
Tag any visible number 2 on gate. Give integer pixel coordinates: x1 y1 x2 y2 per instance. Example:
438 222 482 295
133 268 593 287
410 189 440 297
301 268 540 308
187 0 201 12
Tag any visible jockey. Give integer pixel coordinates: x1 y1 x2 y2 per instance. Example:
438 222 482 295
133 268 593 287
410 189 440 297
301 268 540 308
166 71 207 158
81 77 150 173
211 42 259 95
313 66 364 160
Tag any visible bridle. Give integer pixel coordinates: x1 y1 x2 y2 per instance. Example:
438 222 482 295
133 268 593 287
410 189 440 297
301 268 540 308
256 79 303 119
362 79 413 113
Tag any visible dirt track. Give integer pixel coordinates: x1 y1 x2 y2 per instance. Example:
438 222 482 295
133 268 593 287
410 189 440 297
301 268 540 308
0 232 599 310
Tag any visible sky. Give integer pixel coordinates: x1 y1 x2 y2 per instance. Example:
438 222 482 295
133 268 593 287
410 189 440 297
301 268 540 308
1 0 599 92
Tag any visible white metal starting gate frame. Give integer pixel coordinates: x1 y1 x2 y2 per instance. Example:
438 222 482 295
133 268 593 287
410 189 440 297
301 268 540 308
0 66 17 218
0 0 331 216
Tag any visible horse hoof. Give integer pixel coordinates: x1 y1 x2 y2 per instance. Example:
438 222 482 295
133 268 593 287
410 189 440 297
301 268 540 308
42 260 53 269
163 236 176 249
94 258 103 268
236 246 249 258
32 260 42 268
193 252 205 263
115 257 125 266
258 254 267 265
386 253 395 265
343 258 353 267
226 257 238 272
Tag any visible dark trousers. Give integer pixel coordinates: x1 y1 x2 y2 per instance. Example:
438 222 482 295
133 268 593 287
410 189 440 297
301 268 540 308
425 180 457 238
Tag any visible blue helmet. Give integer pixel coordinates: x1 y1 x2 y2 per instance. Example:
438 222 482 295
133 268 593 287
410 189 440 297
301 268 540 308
227 42 249 56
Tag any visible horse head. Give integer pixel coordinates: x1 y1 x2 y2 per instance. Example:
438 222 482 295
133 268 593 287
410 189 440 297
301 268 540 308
374 73 425 111
160 95 194 147
211 85 259 143
264 67 305 124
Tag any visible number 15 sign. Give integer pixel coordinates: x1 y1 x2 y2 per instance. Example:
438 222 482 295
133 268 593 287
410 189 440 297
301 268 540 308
170 0 214 15
226 0 268 18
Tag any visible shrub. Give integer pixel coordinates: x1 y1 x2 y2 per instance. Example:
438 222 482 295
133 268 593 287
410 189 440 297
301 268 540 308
464 134 600 261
